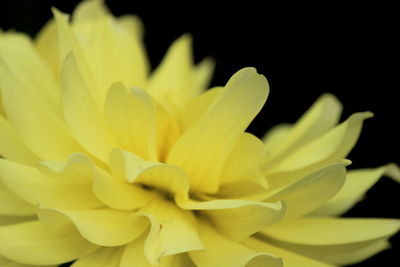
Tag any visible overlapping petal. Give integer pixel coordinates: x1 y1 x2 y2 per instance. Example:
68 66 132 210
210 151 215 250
0 1 398 266
168 67 269 193
260 217 400 265
188 222 282 267
0 220 96 265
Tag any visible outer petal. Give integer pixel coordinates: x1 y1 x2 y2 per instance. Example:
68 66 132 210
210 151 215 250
242 238 335 267
263 161 349 219
139 197 203 265
176 197 285 241
121 234 196 267
167 67 269 193
0 159 101 209
105 83 157 161
71 247 123 267
72 0 149 101
147 35 196 110
35 19 59 76
0 220 96 265
0 34 83 161
0 117 39 166
188 222 282 267
261 217 400 265
38 208 148 247
265 112 372 188
61 53 118 162
311 164 399 216
263 93 342 164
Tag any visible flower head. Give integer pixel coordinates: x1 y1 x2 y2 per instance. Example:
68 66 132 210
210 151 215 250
0 0 399 266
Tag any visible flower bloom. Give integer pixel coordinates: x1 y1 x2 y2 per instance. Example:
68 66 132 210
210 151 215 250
0 1 399 266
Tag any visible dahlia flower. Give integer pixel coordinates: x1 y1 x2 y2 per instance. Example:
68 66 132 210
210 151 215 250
0 1 399 266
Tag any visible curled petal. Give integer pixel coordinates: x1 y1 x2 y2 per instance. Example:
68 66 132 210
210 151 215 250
176 196 285 241
92 167 154 210
38 208 148 247
138 197 203 265
0 159 101 209
110 149 190 197
242 237 335 267
121 233 196 267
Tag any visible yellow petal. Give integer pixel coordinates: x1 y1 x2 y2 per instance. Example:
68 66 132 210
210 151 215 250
188 221 282 267
139 197 203 265
118 14 144 40
35 19 59 76
0 35 83 161
176 197 285 241
71 247 123 267
105 83 157 161
220 132 268 188
168 67 269 193
72 11 149 103
180 86 222 130
0 116 39 166
311 165 396 216
265 112 372 175
194 57 215 93
242 237 335 267
0 254 57 267
37 153 94 184
264 161 349 219
0 189 35 216
72 0 109 22
121 234 196 267
262 123 292 156
92 167 155 210
110 149 189 197
261 217 400 265
0 33 59 110
263 94 342 165
147 35 195 109
265 112 372 189
262 217 400 245
0 159 101 209
39 208 148 247
61 52 118 162
0 220 95 265
0 215 36 226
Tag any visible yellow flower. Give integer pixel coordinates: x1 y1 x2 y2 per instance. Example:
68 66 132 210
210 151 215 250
0 1 398 266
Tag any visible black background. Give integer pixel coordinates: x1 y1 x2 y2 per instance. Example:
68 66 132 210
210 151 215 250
1 1 399 266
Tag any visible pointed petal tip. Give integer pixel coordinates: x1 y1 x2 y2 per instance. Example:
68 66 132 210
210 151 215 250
385 163 400 182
